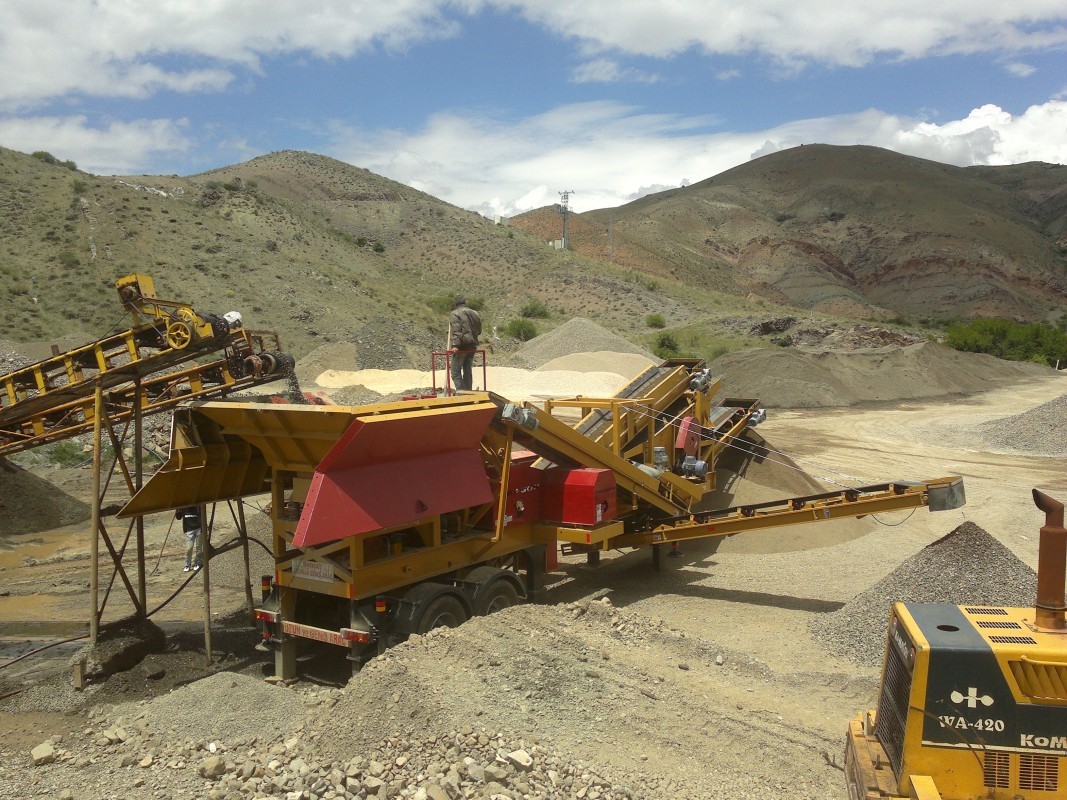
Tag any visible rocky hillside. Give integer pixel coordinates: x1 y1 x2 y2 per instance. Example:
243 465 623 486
513 145 1067 323
2 144 1065 364
0 148 724 360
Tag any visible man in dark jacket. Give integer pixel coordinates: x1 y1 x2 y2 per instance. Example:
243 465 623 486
448 295 481 392
176 506 202 572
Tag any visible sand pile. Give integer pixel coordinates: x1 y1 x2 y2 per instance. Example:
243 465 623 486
815 522 1038 667
293 318 441 388
537 351 656 376
710 341 1050 408
507 319 656 369
968 392 1067 457
315 366 633 404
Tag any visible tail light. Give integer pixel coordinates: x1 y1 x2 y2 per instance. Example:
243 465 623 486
254 609 279 623
341 628 374 644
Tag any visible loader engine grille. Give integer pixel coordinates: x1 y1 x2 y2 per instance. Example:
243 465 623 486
1019 754 1059 792
874 625 913 776
983 751 1010 788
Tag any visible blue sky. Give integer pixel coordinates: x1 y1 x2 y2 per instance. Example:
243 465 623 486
1 1 1065 216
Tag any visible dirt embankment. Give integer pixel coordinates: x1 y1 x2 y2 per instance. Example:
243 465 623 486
710 341 1052 408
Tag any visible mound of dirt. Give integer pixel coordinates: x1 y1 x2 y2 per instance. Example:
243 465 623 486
0 463 90 536
710 341 1051 408
307 599 838 799
350 317 440 371
815 521 1037 667
294 318 441 386
293 341 359 387
968 392 1067 457
508 319 656 369
125 671 307 745
536 351 656 377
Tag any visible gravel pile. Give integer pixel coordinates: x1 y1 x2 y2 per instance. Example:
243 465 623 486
350 317 440 371
0 342 32 372
710 341 1052 408
815 522 1038 667
968 393 1067 457
507 319 656 369
130 671 307 744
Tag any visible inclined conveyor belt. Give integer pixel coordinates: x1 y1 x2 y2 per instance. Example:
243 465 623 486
575 363 673 440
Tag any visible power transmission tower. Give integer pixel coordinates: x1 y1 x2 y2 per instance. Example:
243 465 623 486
558 190 575 250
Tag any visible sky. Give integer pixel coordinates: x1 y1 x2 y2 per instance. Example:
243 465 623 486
1 1 1066 216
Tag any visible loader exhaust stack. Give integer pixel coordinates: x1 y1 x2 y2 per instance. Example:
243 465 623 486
1032 488 1067 630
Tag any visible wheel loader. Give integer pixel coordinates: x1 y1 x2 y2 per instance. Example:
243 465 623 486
845 489 1067 799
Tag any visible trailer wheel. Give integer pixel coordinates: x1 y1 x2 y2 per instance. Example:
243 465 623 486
481 580 520 614
464 566 526 615
414 594 468 633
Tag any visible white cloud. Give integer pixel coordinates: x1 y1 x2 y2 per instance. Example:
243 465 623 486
1005 62 1037 77
716 69 742 81
0 0 460 108
506 1 1067 65
571 59 660 84
325 99 1067 215
0 116 190 174
2 2 1065 108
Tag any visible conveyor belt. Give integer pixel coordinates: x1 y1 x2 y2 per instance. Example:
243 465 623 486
575 363 672 440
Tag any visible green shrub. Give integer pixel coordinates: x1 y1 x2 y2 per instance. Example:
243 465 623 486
520 299 549 318
645 313 666 329
504 319 538 341
71 178 88 195
48 441 89 467
32 151 59 165
372 242 385 253
57 250 79 268
945 318 1067 365
653 331 679 358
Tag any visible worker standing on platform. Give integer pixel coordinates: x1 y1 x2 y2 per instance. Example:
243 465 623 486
448 294 481 392
177 506 202 572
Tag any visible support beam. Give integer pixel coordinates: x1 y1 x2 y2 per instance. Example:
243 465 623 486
89 387 102 645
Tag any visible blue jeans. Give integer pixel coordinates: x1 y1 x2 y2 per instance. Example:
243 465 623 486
451 350 474 391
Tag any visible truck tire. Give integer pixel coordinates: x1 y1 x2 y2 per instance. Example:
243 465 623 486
480 579 519 614
463 566 526 615
414 593 468 633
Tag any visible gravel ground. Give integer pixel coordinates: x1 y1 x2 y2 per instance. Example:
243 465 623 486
505 319 656 369
962 392 1067 457
815 521 1038 667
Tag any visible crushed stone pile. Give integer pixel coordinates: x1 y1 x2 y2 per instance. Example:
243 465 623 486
0 463 90 536
349 317 440 371
507 318 656 369
816 522 1038 667
710 341 1051 408
0 341 32 372
124 671 307 745
293 318 440 387
968 393 1067 457
299 600 841 800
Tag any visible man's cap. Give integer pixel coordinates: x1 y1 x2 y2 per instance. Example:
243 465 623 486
454 294 466 306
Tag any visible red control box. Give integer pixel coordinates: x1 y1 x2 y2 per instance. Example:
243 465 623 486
540 468 616 526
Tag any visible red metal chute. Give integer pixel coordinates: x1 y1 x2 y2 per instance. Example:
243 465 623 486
294 404 496 547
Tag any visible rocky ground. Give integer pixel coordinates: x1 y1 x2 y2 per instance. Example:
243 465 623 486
2 320 1065 800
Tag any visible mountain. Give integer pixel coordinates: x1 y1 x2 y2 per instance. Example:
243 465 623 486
0 148 728 359
2 144 1065 367
512 144 1067 323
